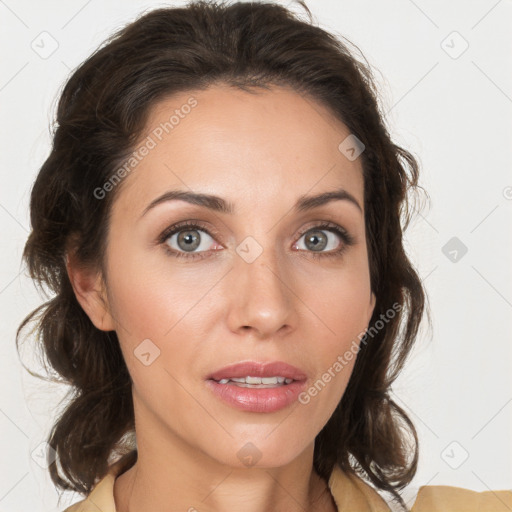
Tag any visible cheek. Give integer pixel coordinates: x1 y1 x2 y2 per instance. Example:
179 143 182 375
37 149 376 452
105 246 206 340
290 273 371 425
296 261 372 340
294 346 358 445
104 248 217 386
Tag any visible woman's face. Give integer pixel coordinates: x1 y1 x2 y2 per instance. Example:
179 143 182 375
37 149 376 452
100 84 375 468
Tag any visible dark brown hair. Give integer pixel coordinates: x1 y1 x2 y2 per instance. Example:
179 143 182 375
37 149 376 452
17 1 428 509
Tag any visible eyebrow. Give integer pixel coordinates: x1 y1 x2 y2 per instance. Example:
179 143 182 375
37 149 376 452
140 187 362 218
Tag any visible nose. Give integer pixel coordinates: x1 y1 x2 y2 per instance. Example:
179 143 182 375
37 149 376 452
224 240 297 339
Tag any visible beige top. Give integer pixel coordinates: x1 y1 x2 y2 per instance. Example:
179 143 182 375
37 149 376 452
63 451 512 511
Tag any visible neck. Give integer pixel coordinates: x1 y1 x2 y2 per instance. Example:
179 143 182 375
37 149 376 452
114 433 336 512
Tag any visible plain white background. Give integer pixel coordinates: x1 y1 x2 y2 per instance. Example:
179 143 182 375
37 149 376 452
1 0 511 510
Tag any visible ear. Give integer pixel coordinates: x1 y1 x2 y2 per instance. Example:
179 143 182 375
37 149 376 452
66 250 116 332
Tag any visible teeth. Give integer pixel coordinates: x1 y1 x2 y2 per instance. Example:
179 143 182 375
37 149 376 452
215 375 294 385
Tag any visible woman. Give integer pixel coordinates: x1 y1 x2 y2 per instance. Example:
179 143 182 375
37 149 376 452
17 1 511 511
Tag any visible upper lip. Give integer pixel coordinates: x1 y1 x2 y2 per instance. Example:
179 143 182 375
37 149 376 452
207 361 307 381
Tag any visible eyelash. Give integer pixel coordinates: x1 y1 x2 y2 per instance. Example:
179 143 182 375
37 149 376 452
157 220 355 261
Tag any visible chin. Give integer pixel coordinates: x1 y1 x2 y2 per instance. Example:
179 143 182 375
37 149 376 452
206 431 314 470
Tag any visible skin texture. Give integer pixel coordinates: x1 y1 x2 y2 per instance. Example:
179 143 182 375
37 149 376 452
68 84 376 512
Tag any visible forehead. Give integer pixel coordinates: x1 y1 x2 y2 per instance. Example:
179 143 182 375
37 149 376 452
114 83 365 216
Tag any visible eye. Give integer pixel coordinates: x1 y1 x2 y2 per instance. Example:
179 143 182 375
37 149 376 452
158 221 221 261
293 222 355 259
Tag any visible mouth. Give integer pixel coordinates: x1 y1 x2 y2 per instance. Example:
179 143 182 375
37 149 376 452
207 360 307 386
205 361 308 413
212 376 295 388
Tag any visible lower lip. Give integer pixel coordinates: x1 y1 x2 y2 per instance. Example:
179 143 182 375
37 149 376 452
205 379 307 413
